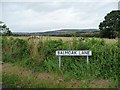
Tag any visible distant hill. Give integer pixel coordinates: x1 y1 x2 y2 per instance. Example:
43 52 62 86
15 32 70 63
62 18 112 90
0 21 4 24
12 29 100 36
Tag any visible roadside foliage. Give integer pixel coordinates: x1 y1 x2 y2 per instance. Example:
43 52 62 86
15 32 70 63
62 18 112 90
2 36 119 88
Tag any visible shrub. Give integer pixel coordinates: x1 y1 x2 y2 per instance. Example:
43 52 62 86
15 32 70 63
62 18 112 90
2 37 29 62
2 37 119 80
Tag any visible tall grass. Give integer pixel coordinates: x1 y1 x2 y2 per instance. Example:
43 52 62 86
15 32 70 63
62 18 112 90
2 37 119 86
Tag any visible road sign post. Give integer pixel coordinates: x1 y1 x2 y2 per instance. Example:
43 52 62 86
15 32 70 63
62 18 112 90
87 56 89 64
59 56 61 70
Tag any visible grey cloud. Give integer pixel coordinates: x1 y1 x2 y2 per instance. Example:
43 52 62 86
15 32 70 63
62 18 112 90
2 2 72 13
25 2 69 13
1 0 120 2
0 3 2 20
1 1 118 32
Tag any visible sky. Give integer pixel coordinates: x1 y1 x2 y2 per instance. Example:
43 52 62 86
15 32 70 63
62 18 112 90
0 0 119 32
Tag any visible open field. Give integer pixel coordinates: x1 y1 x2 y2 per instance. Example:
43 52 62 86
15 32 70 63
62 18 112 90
2 36 118 44
1 36 119 88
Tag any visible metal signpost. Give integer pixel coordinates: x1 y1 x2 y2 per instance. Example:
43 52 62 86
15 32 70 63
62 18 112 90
56 50 92 69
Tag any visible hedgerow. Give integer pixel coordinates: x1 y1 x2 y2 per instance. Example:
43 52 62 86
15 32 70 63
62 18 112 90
2 37 119 81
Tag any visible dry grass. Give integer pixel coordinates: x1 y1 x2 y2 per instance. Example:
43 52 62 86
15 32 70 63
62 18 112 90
90 80 110 88
103 38 118 44
5 36 118 44
0 63 2 85
2 63 110 88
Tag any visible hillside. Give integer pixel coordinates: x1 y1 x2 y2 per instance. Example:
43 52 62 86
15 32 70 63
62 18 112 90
12 29 100 36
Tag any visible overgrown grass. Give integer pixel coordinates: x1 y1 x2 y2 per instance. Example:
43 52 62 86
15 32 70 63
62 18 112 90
2 36 119 88
2 63 111 88
3 73 66 88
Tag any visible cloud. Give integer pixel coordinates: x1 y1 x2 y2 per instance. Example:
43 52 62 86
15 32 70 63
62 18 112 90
1 0 119 2
0 3 2 20
1 1 118 32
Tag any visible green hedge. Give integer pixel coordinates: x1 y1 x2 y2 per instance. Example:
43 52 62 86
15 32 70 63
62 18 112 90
2 37 119 80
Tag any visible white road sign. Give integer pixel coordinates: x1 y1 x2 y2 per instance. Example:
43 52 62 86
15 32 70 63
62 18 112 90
56 50 92 56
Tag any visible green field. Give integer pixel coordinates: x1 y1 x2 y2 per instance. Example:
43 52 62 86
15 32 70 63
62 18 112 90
1 36 119 88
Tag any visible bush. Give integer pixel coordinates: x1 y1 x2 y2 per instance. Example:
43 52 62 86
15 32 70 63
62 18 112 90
2 37 30 62
2 37 119 80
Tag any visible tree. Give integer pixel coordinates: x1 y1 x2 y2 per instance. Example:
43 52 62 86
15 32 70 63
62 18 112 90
99 10 120 38
6 28 12 36
0 23 12 36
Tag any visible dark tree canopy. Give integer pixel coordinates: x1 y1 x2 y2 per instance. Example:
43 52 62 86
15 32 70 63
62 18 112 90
99 10 120 38
0 23 12 36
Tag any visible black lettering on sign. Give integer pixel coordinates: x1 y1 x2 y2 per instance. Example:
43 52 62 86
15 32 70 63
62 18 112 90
74 51 77 54
58 51 63 54
58 51 60 54
71 51 74 54
65 51 70 54
81 51 89 54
